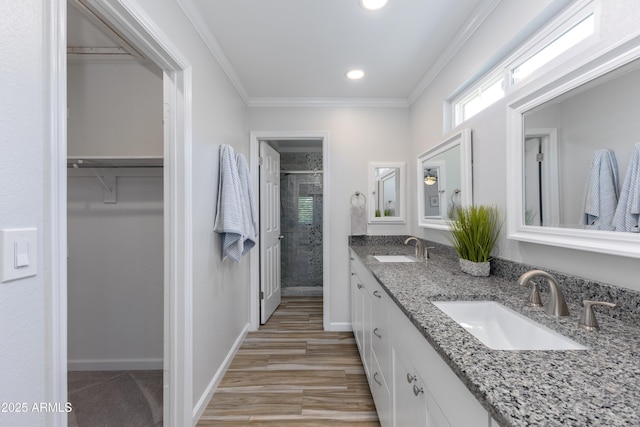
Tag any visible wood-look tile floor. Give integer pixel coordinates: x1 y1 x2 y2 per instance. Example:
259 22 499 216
197 296 380 426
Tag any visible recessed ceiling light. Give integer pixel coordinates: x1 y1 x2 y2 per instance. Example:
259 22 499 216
359 0 388 11
346 69 365 80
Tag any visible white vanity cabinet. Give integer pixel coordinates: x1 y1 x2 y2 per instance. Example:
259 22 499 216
349 250 492 427
350 252 392 426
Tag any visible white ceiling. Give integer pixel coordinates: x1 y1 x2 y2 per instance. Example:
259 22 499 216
68 0 499 105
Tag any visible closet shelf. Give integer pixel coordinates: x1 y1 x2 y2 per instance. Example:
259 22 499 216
67 156 163 169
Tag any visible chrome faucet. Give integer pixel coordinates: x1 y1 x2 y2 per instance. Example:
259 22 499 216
517 270 570 317
580 300 616 331
404 237 432 260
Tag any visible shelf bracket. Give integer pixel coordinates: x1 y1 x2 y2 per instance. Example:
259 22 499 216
89 168 117 203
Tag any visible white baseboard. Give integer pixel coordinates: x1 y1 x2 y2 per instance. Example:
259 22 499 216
192 323 250 423
68 358 163 371
326 321 352 332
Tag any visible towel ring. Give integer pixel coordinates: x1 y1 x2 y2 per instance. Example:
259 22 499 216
351 191 366 207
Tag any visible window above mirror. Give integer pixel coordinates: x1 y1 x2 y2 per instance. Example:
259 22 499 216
417 129 473 230
368 162 406 224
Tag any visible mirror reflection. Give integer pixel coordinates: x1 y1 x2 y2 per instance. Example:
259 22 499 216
417 129 472 230
523 57 640 232
374 167 399 217
369 162 406 223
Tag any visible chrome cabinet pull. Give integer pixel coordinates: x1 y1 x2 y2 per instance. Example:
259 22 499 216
406 373 416 383
373 290 382 298
373 328 382 338
413 384 424 396
373 372 383 386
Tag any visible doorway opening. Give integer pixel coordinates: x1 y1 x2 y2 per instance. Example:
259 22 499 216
249 132 331 331
275 141 324 297
66 2 164 422
53 1 194 426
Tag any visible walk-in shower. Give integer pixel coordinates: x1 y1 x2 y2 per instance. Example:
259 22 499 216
280 152 323 296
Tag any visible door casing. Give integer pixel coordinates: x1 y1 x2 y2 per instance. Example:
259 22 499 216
48 1 194 425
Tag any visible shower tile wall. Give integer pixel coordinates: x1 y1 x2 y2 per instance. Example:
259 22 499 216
280 152 323 295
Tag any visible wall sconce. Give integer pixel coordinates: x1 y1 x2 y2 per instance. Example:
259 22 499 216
424 170 437 186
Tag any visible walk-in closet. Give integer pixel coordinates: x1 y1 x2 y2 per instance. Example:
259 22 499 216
66 3 164 425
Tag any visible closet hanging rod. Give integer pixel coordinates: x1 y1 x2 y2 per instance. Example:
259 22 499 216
67 158 164 169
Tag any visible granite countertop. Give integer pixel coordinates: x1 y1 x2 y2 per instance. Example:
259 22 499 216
349 243 640 427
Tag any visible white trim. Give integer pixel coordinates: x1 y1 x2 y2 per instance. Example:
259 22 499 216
69 2 194 427
176 0 250 104
328 322 352 332
68 358 164 371
192 323 249 422
408 0 501 105
446 0 595 131
248 98 409 109
249 131 331 331
45 2 68 426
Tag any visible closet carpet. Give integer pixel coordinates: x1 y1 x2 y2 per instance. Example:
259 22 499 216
197 296 381 426
67 370 163 427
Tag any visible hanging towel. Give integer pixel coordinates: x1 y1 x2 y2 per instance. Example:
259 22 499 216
236 153 258 254
580 149 619 230
612 143 640 233
351 205 367 235
213 145 245 262
350 193 367 236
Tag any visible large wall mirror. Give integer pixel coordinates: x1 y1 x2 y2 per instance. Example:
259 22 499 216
368 162 406 223
507 36 640 258
417 129 472 230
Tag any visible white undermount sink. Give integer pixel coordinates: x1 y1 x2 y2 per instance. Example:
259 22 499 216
432 301 587 351
373 255 417 263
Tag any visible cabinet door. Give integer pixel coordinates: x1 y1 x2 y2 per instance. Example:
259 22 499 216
370 281 391 377
392 344 428 427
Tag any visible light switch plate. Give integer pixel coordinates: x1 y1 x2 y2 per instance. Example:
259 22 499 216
1 228 37 283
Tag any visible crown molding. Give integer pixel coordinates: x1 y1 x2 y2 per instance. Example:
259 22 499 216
247 97 409 109
177 0 498 109
177 0 250 104
408 0 501 105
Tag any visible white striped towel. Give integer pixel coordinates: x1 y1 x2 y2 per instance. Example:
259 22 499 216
351 205 367 236
213 144 244 262
236 153 258 254
612 143 640 233
580 149 619 230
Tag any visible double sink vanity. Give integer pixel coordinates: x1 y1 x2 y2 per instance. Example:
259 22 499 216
349 237 640 426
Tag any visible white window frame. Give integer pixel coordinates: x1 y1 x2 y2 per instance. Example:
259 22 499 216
447 0 599 131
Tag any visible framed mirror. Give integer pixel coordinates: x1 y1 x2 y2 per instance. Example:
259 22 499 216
417 129 472 230
507 36 640 258
368 162 406 223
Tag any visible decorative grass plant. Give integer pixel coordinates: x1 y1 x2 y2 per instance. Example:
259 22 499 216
449 205 502 264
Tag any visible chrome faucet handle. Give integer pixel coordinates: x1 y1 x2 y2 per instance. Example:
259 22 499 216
525 280 543 307
424 246 435 260
580 300 616 331
517 269 569 316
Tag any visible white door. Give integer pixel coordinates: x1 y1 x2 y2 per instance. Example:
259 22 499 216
259 142 282 324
